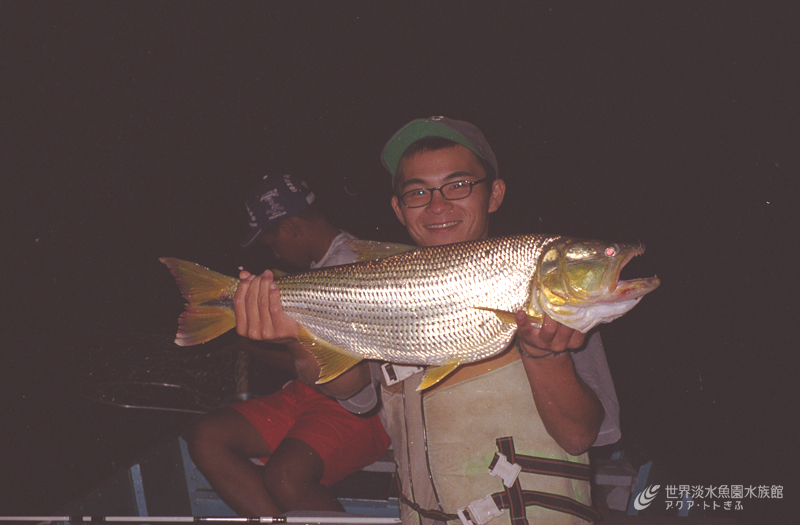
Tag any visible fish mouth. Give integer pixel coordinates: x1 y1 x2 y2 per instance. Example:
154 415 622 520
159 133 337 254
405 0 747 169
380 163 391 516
609 244 660 300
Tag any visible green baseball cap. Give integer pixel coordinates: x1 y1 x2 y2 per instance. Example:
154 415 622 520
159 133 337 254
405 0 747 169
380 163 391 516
381 116 499 182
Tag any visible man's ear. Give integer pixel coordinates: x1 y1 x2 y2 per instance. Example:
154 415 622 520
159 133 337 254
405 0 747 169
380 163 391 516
488 178 506 213
391 195 407 226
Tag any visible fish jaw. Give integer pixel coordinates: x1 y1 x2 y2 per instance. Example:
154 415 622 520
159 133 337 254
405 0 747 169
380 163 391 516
542 296 645 333
605 275 661 303
535 240 660 332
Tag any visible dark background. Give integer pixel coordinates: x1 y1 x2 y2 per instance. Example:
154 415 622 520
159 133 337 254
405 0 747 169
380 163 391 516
1 2 797 522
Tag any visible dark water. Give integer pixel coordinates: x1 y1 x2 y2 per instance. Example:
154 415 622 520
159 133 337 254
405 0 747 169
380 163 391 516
1 279 294 515
3 2 797 522
2 387 196 513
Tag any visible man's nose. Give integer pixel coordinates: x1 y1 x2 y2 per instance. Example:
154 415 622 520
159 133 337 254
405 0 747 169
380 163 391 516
426 189 453 212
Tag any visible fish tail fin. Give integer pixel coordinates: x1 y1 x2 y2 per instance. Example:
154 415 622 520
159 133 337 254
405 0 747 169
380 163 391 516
175 304 236 346
159 257 239 346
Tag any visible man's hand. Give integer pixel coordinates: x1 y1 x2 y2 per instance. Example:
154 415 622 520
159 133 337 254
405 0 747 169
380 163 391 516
234 270 299 343
233 270 371 398
515 311 586 356
513 310 602 455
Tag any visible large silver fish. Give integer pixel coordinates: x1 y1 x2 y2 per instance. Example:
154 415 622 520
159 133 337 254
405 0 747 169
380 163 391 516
160 234 659 390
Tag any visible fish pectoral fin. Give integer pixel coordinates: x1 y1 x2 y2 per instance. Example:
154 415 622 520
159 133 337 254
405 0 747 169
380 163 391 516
297 327 363 384
417 359 462 391
346 240 417 262
471 306 542 326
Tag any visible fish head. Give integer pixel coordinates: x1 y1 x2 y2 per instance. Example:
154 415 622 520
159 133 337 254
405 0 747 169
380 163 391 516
532 239 660 332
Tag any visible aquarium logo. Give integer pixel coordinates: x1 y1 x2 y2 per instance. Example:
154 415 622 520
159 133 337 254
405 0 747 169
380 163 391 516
634 485 661 510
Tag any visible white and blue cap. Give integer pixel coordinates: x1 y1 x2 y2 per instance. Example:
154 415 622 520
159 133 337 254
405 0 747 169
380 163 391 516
241 174 316 249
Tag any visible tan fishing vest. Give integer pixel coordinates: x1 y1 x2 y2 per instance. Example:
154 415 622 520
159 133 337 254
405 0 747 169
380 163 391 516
381 357 598 525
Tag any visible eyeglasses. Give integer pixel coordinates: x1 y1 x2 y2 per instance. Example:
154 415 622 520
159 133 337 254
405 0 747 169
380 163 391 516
398 178 489 208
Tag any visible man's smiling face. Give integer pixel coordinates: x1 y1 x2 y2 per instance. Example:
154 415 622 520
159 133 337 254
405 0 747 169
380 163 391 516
391 144 505 247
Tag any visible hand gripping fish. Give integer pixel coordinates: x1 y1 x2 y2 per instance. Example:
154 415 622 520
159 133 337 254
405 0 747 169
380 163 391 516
160 234 659 390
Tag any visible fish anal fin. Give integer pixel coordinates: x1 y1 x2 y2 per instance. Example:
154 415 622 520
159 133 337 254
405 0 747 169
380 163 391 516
297 327 363 384
472 306 542 326
418 359 462 391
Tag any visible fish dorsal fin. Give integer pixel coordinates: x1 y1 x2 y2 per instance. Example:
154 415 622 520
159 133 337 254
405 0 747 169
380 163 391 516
417 358 462 391
297 326 364 384
471 306 543 327
271 269 288 279
346 240 416 262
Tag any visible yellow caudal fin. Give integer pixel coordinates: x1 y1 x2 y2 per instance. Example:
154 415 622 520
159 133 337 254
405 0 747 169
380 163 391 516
174 305 236 346
159 258 240 346
297 327 364 384
418 359 462 391
472 306 543 326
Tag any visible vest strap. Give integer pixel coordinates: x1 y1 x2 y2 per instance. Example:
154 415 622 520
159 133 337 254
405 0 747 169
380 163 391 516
489 490 600 523
493 437 592 481
399 491 457 523
398 436 601 524
494 437 600 524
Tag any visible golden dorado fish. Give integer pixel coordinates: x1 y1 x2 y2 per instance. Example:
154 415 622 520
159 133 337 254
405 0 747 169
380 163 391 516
160 234 659 390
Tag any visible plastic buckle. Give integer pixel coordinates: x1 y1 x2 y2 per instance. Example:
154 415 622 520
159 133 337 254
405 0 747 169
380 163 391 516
489 452 522 488
456 507 474 525
457 494 503 525
381 363 424 386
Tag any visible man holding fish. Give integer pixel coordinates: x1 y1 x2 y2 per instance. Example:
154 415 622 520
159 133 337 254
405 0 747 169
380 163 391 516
231 117 627 524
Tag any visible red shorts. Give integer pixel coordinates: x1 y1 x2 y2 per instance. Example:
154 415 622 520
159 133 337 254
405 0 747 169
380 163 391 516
232 379 390 487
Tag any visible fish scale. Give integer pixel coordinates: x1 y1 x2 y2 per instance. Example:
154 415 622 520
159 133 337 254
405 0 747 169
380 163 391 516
160 233 659 390
275 235 556 366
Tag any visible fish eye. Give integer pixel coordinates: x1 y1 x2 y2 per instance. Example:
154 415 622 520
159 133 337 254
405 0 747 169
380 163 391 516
604 245 619 257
